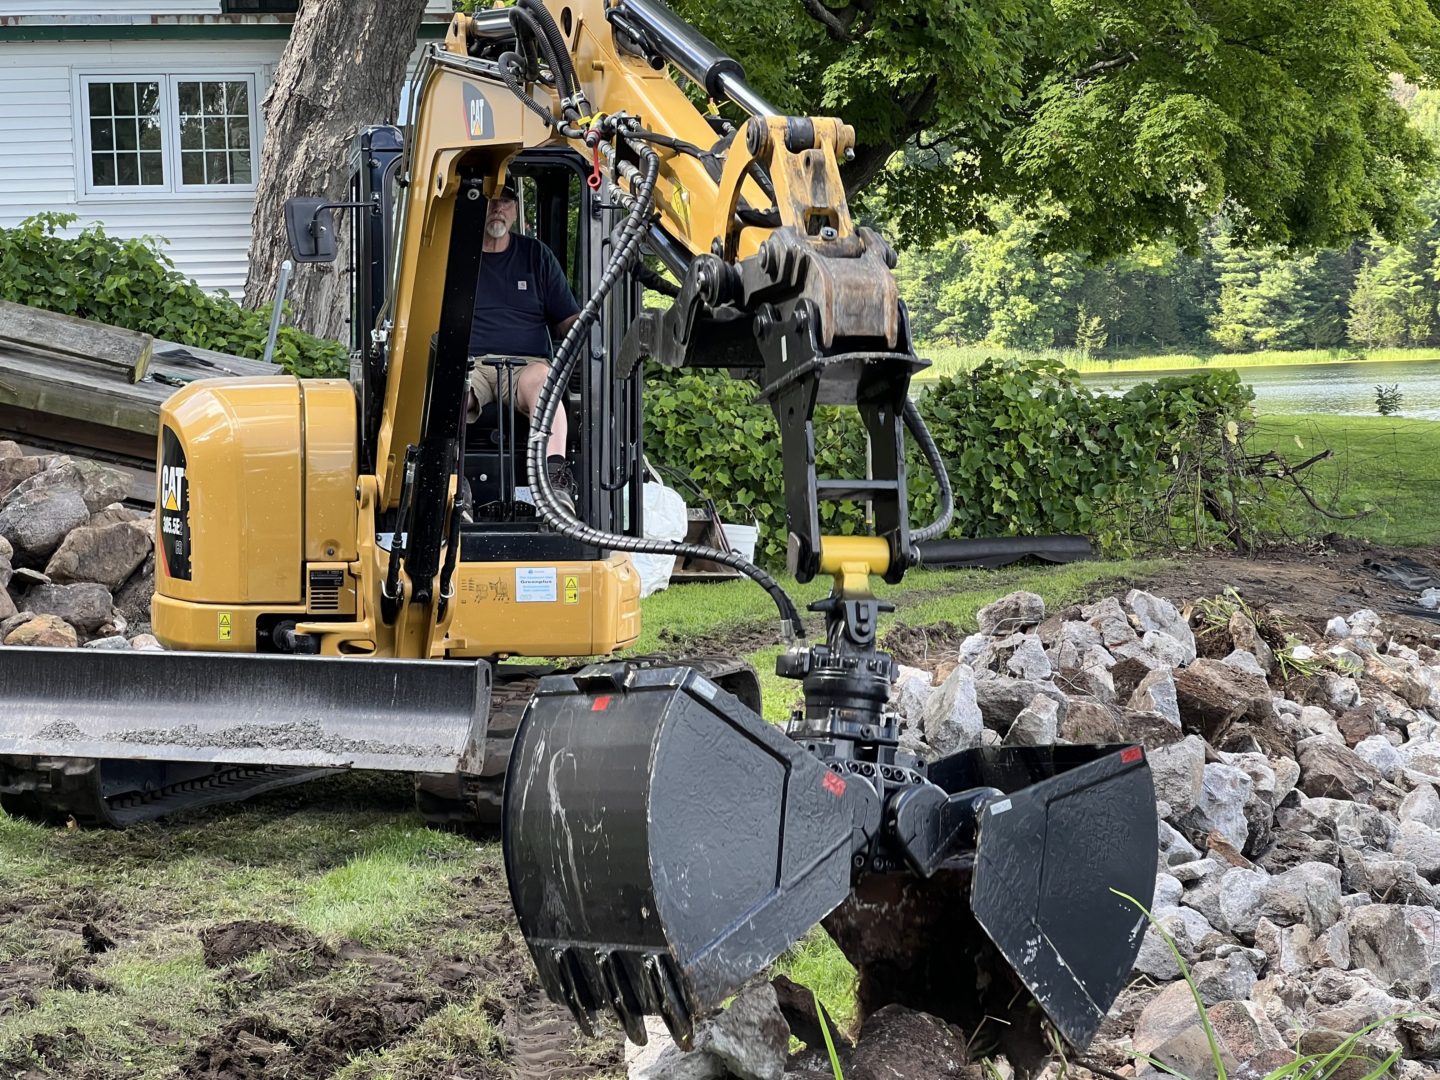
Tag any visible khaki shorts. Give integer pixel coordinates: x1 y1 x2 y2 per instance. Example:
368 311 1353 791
466 356 549 421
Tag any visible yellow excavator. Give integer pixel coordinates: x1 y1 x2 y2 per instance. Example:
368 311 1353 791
0 0 1157 1066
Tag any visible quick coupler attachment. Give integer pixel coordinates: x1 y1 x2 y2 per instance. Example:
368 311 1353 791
827 744 1158 1063
502 662 881 1048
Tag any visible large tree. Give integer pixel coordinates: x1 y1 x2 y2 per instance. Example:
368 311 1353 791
245 0 428 341
672 0 1440 257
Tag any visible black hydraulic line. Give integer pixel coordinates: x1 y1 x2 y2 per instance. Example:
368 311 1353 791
517 0 585 114
498 50 560 129
902 399 953 543
914 535 1095 568
523 139 804 638
508 7 567 103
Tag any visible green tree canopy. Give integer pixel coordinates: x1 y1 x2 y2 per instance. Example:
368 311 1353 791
668 0 1440 258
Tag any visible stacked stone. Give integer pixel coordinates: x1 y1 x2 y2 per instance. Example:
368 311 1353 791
0 442 157 651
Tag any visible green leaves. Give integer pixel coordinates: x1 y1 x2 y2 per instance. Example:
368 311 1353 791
0 213 346 378
644 356 1259 566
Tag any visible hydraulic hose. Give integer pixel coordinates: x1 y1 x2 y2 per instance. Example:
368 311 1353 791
524 138 804 638
516 0 586 116
497 50 560 130
903 398 953 543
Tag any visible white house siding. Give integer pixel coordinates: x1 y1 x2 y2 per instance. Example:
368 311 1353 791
0 38 284 293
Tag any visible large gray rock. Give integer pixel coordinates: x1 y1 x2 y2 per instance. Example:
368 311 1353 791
8 459 129 514
1159 819 1203 866
890 664 934 726
1303 797 1399 853
1134 906 1220 982
1003 695 1059 746
976 590 1044 635
1126 589 1197 664
1216 866 1269 937
44 519 152 589
24 582 114 635
921 664 983 755
0 455 44 499
1400 783 1440 830
1257 862 1342 934
1222 649 1267 677
1130 667 1181 728
0 487 90 566
1394 820 1440 881
1344 905 1439 997
1148 735 1207 817
1195 763 1254 852
971 677 1067 733
1297 705 1343 741
1081 596 1138 647
1341 849 1437 906
1003 634 1052 681
693 982 789 1080
1353 734 1404 781
1190 953 1258 1006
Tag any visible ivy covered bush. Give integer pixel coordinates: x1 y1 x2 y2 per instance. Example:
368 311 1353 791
646 355 1265 564
0 213 345 377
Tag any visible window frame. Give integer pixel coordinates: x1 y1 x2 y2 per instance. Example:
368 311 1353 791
74 70 264 201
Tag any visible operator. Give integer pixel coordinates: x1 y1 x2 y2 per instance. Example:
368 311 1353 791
467 176 581 511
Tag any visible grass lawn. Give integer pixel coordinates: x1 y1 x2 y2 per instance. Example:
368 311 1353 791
1249 413 1440 546
915 344 1440 380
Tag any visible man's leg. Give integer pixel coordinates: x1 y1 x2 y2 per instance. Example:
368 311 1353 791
515 361 575 513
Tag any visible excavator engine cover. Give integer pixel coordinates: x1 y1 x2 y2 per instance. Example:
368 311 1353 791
504 663 1157 1054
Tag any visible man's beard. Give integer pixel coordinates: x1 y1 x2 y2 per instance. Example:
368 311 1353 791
486 219 508 239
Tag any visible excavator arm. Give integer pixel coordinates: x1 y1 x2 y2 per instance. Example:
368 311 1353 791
454 0 1161 1065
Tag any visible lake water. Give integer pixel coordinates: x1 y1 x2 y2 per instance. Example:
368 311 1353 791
1080 359 1440 419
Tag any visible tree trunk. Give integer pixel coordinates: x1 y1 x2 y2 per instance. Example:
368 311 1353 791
245 0 429 344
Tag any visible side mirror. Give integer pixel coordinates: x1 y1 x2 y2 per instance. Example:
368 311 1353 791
283 197 338 263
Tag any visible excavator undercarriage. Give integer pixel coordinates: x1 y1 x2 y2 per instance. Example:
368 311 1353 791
0 0 1157 1067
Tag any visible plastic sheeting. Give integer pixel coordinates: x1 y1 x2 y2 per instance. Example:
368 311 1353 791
631 482 687 598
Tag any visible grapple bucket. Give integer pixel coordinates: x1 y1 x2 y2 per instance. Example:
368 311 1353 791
0 646 489 774
503 662 1156 1060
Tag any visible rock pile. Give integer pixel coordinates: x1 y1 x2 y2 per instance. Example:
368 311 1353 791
893 588 1440 1079
0 443 157 650
627 586 1440 1080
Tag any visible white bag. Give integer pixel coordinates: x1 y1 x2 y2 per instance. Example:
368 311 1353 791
631 482 688 598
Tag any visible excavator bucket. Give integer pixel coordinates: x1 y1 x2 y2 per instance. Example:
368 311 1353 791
0 646 489 774
504 662 1157 1056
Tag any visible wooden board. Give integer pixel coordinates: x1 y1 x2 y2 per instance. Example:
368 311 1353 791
0 300 154 383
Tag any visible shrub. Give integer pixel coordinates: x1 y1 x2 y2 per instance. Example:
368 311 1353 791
0 212 346 377
645 355 1264 565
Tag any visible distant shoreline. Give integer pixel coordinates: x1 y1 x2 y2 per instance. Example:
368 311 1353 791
914 345 1440 380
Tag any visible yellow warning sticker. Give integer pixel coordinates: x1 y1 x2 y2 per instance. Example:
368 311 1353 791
218 612 233 640
563 575 579 604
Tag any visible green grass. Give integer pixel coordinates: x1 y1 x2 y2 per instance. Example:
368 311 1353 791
1250 413 1440 545
916 343 1440 380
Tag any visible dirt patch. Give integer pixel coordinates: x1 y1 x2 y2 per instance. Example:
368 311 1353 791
199 921 325 969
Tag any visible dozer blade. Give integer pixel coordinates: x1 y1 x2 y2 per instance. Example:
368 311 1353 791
503 662 872 1048
505 661 1158 1062
0 646 489 774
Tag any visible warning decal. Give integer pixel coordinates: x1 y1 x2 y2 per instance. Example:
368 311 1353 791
218 612 232 640
563 574 579 604
159 426 191 581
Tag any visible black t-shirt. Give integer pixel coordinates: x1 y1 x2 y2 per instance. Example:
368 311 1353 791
468 233 580 358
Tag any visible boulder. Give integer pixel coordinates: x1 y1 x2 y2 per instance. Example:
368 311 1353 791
976 591 1044 635
1394 820 1440 881
1003 635 1052 681
0 455 44 499
1081 596 1138 646
1228 613 1274 674
971 678 1067 733
1303 797 1398 853
1189 763 1254 853
1344 905 1439 997
1148 735 1207 817
692 982 789 1080
1003 695 1059 747
1256 862 1342 934
1174 658 1272 743
1298 736 1386 803
1298 705 1344 742
922 665 983 755
890 665 934 726
1215 866 1269 937
1323 675 1363 712
1205 1000 1286 1062
1400 783 1440 830
0 488 90 566
1130 667 1181 728
44 520 152 589
24 583 114 635
1190 953 1258 1006
8 459 129 514
1354 734 1405 781
1142 631 1194 670
4 614 77 648
129 633 163 651
1125 589 1197 659
1222 649 1268 677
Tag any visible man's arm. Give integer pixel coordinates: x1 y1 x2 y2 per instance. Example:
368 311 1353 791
555 312 579 337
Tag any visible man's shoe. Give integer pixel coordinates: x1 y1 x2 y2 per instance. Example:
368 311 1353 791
546 455 577 516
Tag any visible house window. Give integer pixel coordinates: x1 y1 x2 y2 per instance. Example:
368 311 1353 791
78 73 259 197
221 0 299 11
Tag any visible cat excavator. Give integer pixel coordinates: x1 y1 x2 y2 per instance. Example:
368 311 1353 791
0 0 1157 1067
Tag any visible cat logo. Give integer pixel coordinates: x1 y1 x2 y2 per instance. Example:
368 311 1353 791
463 84 494 141
161 463 185 512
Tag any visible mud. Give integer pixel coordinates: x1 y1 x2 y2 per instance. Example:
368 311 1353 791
109 719 454 759
198 920 326 969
